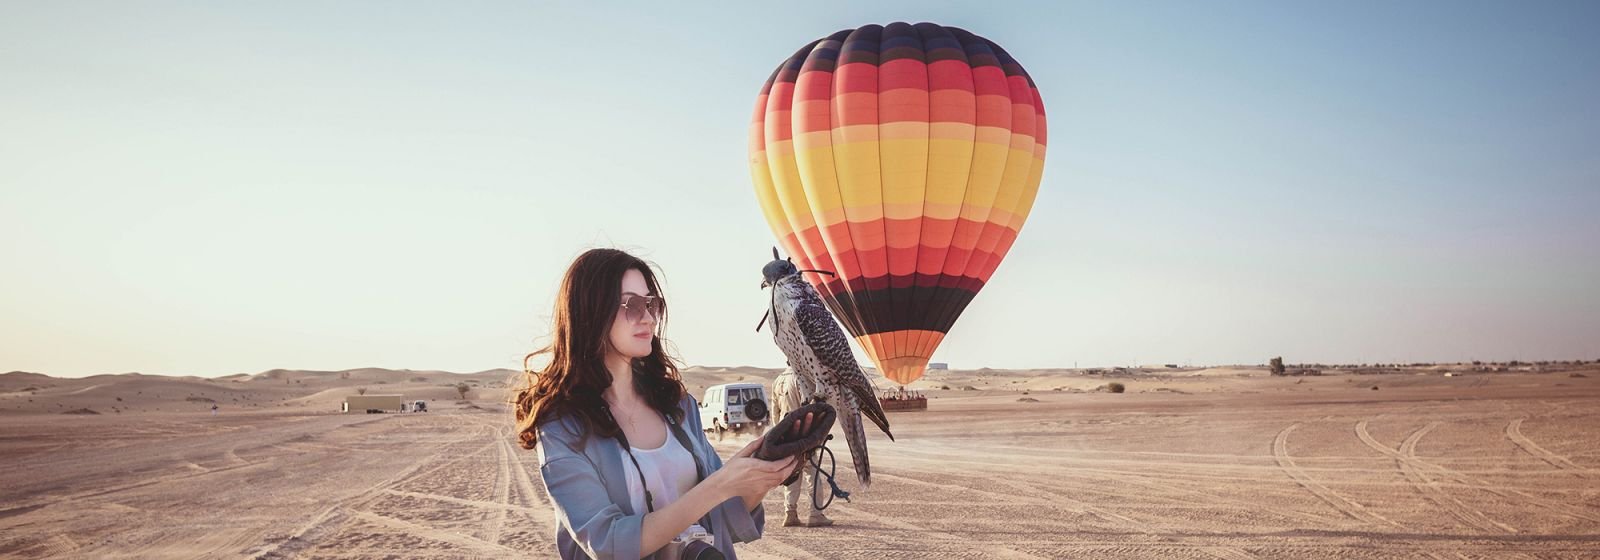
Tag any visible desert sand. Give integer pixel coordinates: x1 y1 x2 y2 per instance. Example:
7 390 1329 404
2 364 1597 558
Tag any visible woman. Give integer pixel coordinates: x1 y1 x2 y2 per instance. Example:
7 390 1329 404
513 248 800 559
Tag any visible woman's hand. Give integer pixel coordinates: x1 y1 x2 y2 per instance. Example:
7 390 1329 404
783 411 816 441
641 434 790 554
711 411 820 512
715 438 796 496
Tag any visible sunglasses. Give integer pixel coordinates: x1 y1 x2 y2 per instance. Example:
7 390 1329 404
619 294 664 323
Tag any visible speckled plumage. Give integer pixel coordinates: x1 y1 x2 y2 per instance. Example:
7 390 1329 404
765 271 894 487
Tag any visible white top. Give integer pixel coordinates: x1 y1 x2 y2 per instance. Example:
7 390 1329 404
620 430 699 515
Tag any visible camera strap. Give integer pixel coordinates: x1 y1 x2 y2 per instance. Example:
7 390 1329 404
606 405 709 524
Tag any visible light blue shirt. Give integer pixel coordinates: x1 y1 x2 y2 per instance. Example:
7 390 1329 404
535 394 766 559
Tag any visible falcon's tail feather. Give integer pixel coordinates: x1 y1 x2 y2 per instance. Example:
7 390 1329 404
839 408 872 488
846 376 894 441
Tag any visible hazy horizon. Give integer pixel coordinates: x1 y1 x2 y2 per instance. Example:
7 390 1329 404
4 1 1598 379
13 358 1591 381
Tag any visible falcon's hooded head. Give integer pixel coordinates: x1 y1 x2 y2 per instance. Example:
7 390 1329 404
761 247 797 289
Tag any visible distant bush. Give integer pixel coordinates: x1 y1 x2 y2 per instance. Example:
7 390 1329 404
1108 382 1125 393
357 387 367 395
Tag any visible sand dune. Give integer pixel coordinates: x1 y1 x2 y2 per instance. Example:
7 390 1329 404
2 364 1598 558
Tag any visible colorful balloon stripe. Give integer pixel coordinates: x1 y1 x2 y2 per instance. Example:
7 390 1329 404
750 22 1046 385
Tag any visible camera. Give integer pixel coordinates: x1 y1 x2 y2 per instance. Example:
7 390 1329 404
656 524 722 560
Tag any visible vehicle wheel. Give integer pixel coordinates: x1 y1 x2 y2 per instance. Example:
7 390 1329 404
744 398 768 422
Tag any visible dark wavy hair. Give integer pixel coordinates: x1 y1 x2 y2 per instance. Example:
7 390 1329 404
513 248 686 450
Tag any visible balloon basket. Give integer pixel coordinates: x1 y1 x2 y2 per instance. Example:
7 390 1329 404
878 388 928 412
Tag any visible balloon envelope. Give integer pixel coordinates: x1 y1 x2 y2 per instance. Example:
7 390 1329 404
749 22 1047 385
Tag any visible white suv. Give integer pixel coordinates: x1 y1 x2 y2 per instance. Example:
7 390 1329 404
699 382 770 435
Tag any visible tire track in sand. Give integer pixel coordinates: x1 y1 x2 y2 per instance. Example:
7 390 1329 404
988 476 1144 527
1202 547 1260 560
499 427 563 554
503 432 550 511
822 502 1053 560
349 510 523 556
744 527 825 560
251 420 496 559
1356 420 1600 526
1272 423 1398 528
380 489 545 514
487 426 513 545
1507 419 1590 475
1354 421 1515 533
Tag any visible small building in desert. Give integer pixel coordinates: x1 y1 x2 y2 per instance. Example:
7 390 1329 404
342 394 405 413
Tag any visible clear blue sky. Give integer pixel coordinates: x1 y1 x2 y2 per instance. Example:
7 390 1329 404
3 1 1597 378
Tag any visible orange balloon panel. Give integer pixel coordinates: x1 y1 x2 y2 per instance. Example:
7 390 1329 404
750 23 1047 385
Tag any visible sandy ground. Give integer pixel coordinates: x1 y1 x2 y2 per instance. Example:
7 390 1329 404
2 365 1597 558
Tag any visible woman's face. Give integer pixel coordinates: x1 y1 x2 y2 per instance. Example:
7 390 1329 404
608 268 659 360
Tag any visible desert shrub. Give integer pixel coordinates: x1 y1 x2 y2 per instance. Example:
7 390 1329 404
1108 382 1125 393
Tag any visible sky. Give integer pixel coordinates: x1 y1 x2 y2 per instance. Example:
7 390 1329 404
3 1 1597 378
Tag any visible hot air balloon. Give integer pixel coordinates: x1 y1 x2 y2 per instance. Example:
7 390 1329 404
748 22 1047 386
